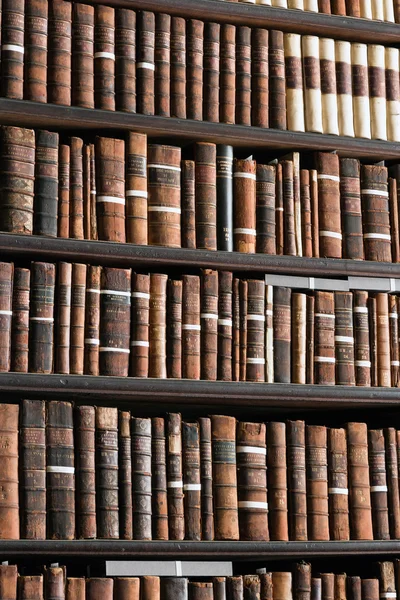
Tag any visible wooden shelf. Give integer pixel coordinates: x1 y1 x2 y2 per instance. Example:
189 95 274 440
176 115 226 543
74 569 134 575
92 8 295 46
0 99 400 159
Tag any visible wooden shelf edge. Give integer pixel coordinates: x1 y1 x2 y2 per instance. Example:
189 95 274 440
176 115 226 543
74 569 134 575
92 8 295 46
0 99 399 159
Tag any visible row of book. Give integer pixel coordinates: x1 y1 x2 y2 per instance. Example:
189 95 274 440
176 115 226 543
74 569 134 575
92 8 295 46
3 1 400 140
1 561 398 600
1 125 398 262
3 400 400 542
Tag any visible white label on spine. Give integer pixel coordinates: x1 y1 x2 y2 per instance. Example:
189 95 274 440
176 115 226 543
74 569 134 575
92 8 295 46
99 347 130 353
85 338 100 345
380 593 397 598
233 172 257 180
87 288 100 294
246 358 266 365
148 163 181 171
218 318 232 327
319 230 343 240
0 310 12 316
309 277 315 289
130 340 150 347
363 233 391 240
91 190 96 195
329 487 349 495
371 485 388 492
391 361 400 366
168 480 183 488
315 313 335 319
238 501 268 510
182 324 201 331
234 228 257 235
183 483 202 491
101 290 131 297
126 190 148 198
30 317 54 322
314 356 336 363
97 195 126 205
247 314 265 322
137 62 155 70
201 313 218 320
94 52 115 60
354 306 368 313
2 44 24 53
47 466 75 474
237 446 267 455
132 292 150 300
335 336 354 344
317 174 340 182
265 309 273 316
148 206 181 214
276 207 284 212
355 360 371 367
361 189 389 197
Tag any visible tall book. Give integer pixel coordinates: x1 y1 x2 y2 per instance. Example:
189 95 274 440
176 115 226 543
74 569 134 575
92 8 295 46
368 429 390 540
70 263 86 375
55 262 71 374
234 157 256 253
130 273 150 378
167 413 185 540
195 143 217 251
292 292 307 384
126 132 147 245
281 159 296 256
284 33 305 132
1 0 24 99
220 25 235 124
246 280 266 382
96 137 126 243
273 287 291 383
69 137 84 239
76 405 96 539
302 36 323 133
155 13 171 117
335 40 355 137
251 28 269 128
66 578 85 600
287 420 307 541
352 43 371 139
87 579 113 600
385 428 400 539
187 19 204 121
335 291 355 386
48 0 72 106
236 26 251 125
132 417 152 540
11 267 30 373
149 273 167 378
199 417 214 540
0 564 17 599
315 152 342 258
314 291 336 385
385 48 400 142
58 144 70 238
33 130 59 238
0 408 19 538
389 295 399 386
327 428 350 540
96 406 119 539
368 45 386 140
201 270 218 381
182 275 201 380
84 265 101 376
216 145 233 252
171 17 186 119
29 262 56 374
361 165 391 262
340 158 363 260
320 38 339 135
354 290 371 386
167 279 182 379
119 411 132 540
115 8 136 113
269 30 286 130
347 422 373 540
24 0 48 103
72 3 95 109
181 160 196 249
306 425 329 540
301 170 312 257
376 293 391 387
369 295 378 387
137 11 155 115
152 417 168 540
182 421 201 540
256 164 276 255
203 22 220 123
0 262 13 373
44 566 65 600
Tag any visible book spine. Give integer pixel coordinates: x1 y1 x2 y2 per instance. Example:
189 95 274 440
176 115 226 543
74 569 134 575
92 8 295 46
24 0 48 103
346 0 361 15
187 19 204 121
137 11 155 115
11 267 30 373
328 428 350 540
70 263 86 375
233 278 240 382
70 137 84 240
189 582 213 600
269 30 286 130
389 178 400 263
118 411 132 540
216 145 234 252
385 48 400 142
227 577 243 600
1 0 24 99
273 287 291 383
360 581 379 600
352 43 371 139
368 45 387 140
385 428 400 538
336 40 355 137
360 0 372 18
287 420 307 541
293 153 302 257
29 262 55 374
84 144 94 239
57 144 70 238
87 579 113 600
167 413 185 540
126 132 147 245
83 265 101 376
44 566 65 600
234 158 256 253
271 573 292 600
0 404 18 538
306 295 315 384
340 158 363 260
266 285 274 383
33 130 59 238
282 159 296 256
369 295 378 387
243 577 261 600
294 564 311 600
284 33 305 132
292 292 307 384
132 417 152 540
384 0 395 20
114 578 140 600
260 573 273 600
335 291 355 386
162 579 188 600
142 577 160 600
246 280 266 382
331 0 346 12
46 401 75 539
0 564 17 599
361 165 391 262
130 273 150 378
314 291 335 385
151 417 168 540
55 261 71 374
315 152 342 258
203 22 220 123
155 13 171 117
239 280 248 381
18 575 44 599
302 35 323 133
236 26 251 126
195 142 217 251
220 24 236 124
301 170 312 258
353 290 371 386
48 0 72 106
369 429 390 539
376 293 391 387
182 275 201 380
347 422 373 540
75 405 96 539
167 279 182 379
201 269 218 381
256 165 276 254
66 578 86 600
149 273 167 378
0 262 13 373
347 577 362 600
182 160 196 249
237 421 269 540
310 170 319 257
276 163 285 255
306 425 329 540
115 8 136 113
182 421 201 540
199 417 214 540
170 17 186 119
95 136 126 243
96 406 119 539
252 28 269 128
72 3 94 109
320 38 339 135
379 563 396 600
389 295 399 386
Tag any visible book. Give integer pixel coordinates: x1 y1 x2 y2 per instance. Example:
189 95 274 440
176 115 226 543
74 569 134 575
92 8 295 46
83 265 101 376
44 565 65 600
115 8 136 113
216 145 234 252
171 17 186 119
119 411 132 540
273 287 291 383
361 165 391 263
0 262 13 373
187 20 204 121
155 13 171 118
340 158 363 260
48 0 72 106
132 417 152 540
1 0 24 99
220 24 236 124
389 295 399 386
320 38 339 135
11 267 30 373
368 429 390 539
96 406 119 539
385 428 400 538
336 40 355 137
234 157 256 253
335 291 356 386
181 160 196 249
126 132 147 245
347 422 373 540
149 273 167 378
182 275 201 380
287 420 307 541
72 3 94 109
69 137 84 239
385 48 400 142
327 428 350 540
199 417 214 540
281 159 296 256
182 421 201 540
24 0 48 104
292 292 307 384
95 137 126 243
152 417 168 540
131 273 150 378
70 263 86 375
29 262 56 374
269 30 286 130
201 270 218 381
167 413 185 540
368 45 387 140
167 279 182 379
376 293 391 387
33 130 59 238
137 11 155 116
352 43 372 139
76 405 96 539
300 170 312 258
315 152 342 258
236 26 251 126
284 33 305 132
302 36 323 133
195 143 217 251
203 22 220 123
306 425 329 540
251 28 269 128
256 164 276 255
246 280 266 382
55 262 71 374
314 291 335 385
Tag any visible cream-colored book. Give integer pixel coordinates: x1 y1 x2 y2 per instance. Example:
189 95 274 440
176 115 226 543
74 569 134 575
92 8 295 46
351 43 371 139
335 41 354 137
265 285 274 383
304 0 318 10
368 44 387 140
293 152 302 257
320 38 339 135
360 0 373 18
284 33 305 132
386 48 400 142
371 0 384 19
292 293 307 384
302 35 323 133
272 0 288 6
383 0 395 21
256 0 272 4
288 0 304 8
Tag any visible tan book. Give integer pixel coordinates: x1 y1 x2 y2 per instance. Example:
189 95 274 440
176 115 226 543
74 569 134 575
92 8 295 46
284 33 305 132
320 38 339 135
368 45 387 141
385 48 400 142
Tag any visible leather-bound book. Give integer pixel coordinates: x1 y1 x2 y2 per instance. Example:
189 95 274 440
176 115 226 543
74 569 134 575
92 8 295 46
0 564 17 599
55 262 71 374
44 565 65 600
0 126 35 235
24 0 47 103
315 152 341 258
361 165 391 262
155 13 171 118
328 428 349 540
216 145 233 252
84 265 101 376
203 22 220 123
368 45 386 140
96 406 119 538
119 411 132 540
211 415 239 540
87 579 113 600
29 262 55 374
292 293 307 384
167 279 182 379
149 273 167 378
361 581 379 600
389 296 399 386
76 405 96 539
70 137 84 240
18 576 44 600
199 417 214 540
376 293 391 387
284 33 305 132
213 578 226 600
301 170 312 258
1 0 24 99
99 267 131 377
70 263 86 375
66 578 85 600
142 576 160 600
148 144 181 248
369 296 378 387
58 144 70 239
130 273 150 378
46 401 75 539
302 36 323 133
11 267 30 373
201 270 218 381
331 0 346 12
233 278 240 382
234 157 256 253
260 573 272 600
353 291 371 386
239 280 248 382
195 142 217 251
182 160 196 249
347 422 373 539
306 295 315 384
294 564 311 600
72 3 94 109
126 132 147 245
114 578 139 600
152 417 168 540
314 291 335 385
237 421 269 540
379 564 396 600
236 26 251 126
321 575 334 600
252 28 268 128
84 146 93 239
386 48 400 142
340 158 363 260
243 576 261 600
335 292 355 386
220 24 236 124
346 0 361 15
266 285 274 383
0 263 13 373
162 579 188 600
276 163 285 255
227 577 243 600
0 403 18 537
336 40 355 137
115 9 136 113
269 30 286 130
137 11 155 115
33 130 59 238
182 275 201 380
95 137 125 243
182 421 201 540
171 17 186 118
306 425 329 540
311 577 321 600
310 170 319 257
385 428 400 538
369 429 390 539
394 0 400 20
167 413 185 540
246 280 265 382
287 420 307 540
272 573 292 600
320 38 339 135
281 159 296 256
48 0 72 106
352 43 371 139
347 577 361 600
20 400 46 540
389 178 400 263
267 422 288 540
256 165 276 255
273 287 291 383
132 417 152 540
187 19 204 121
189 583 213 600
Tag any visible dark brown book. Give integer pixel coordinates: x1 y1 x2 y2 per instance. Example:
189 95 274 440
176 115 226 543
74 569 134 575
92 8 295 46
385 428 400 538
211 415 239 540
389 178 400 263
55 262 71 374
215 148 233 253
181 160 196 249
70 263 86 375
167 413 185 540
119 411 132 540
239 280 248 382
252 28 268 128
1 0 24 99
201 269 218 381
361 165 391 262
335 291 355 386
294 564 311 600
0 404 18 539
96 406 119 539
94 6 115 111
246 280 265 382
232 278 240 382
315 152 342 258
95 136 126 243
266 285 274 383
237 421 269 541
220 24 236 125
99 267 131 377
300 170 312 258
199 417 214 540
189 582 213 600
347 422 373 540
66 578 85 600
69 137 84 240
306 295 315 384
269 30 286 130
327 428 350 540
187 19 204 121
115 8 136 113
132 417 152 540
83 265 101 376
75 405 96 540
236 26 251 126
340 158 363 260
347 576 361 600
29 262 55 374
33 130 59 238
306 425 329 540
20 399 46 540
217 271 233 382
162 579 188 600
152 417 168 540
18 576 44 600
182 421 201 540
281 159 296 256
195 142 217 251
256 164 276 255
182 275 201 380
361 580 379 600
46 401 75 539
72 3 94 109
57 144 70 239
166 279 182 379
149 273 167 378
142 576 160 600
287 420 307 541
130 273 150 378
314 291 335 385
369 295 378 387
227 576 243 600
87 579 113 600
368 429 390 540
171 17 186 119
353 291 371 387
318 0 331 12
260 573 272 600
126 131 147 245
273 287 291 383
389 295 399 386
48 0 72 106
11 267 30 373
376 293 391 387
155 13 171 117
234 158 256 253
0 564 17 599
203 22 220 123
44 566 65 600
24 0 48 103
0 262 13 373
137 11 155 115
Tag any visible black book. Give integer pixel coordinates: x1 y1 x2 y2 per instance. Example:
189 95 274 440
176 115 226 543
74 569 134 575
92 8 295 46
216 145 233 252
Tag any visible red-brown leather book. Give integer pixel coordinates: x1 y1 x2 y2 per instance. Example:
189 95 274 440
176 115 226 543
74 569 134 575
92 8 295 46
233 278 240 382
0 262 13 373
369 429 390 539
347 576 361 600
1 0 24 99
94 6 115 111
340 158 363 260
83 265 101 376
24 0 47 103
376 293 391 387
287 420 307 541
396 1 400 22
239 280 248 382
236 26 251 126
99 267 131 377
369 295 378 387
20 399 46 540
273 287 291 383
335 291 355 386
252 28 268 128
84 144 96 239
95 136 126 243
203 22 220 123
182 275 201 380
137 12 155 115
328 428 350 540
167 413 185 540
389 295 399 386
281 159 296 256
318 0 331 12
44 566 65 600
115 8 136 113
275 163 284 255
314 291 335 385
171 17 186 119
201 269 218 381
96 406 119 539
346 0 361 15
331 0 346 13
130 273 150 378
149 273 167 378
18 576 44 599
70 137 84 239
301 170 312 258
220 24 236 125
347 422 373 540
182 421 201 540
361 580 379 600
260 573 272 600
33 130 59 239
199 416 214 540
57 144 70 239
234 158 256 253
126 131 147 245
195 143 217 250
72 3 94 109
315 152 342 258
307 425 329 540
0 564 17 599
66 578 85 600
389 178 400 263
246 280 266 382
269 30 286 130
46 401 75 539
256 164 276 255
29 262 55 374
56 263 71 374
48 0 72 106
187 19 204 121
361 165 391 262
11 267 30 373
237 421 269 540
70 263 86 375
0 404 19 539
354 291 371 387
266 285 274 383
76 405 96 539
182 160 196 249
132 417 152 540
152 417 168 540
114 578 139 600
142 576 160 600
167 279 182 379
118 411 132 540
155 13 171 118
385 428 400 538
87 579 113 600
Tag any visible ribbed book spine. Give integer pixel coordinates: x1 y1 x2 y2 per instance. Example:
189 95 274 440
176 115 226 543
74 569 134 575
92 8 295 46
182 160 196 249
292 293 307 385
29 262 55 374
335 291 355 386
389 295 399 386
314 291 335 385
266 425 288 540
368 44 386 140
306 425 329 540
1 0 24 99
251 28 269 128
152 417 168 540
182 275 201 380
353 290 371 386
167 413 185 540
170 17 186 119
316 152 341 258
0 262 13 373
44 565 65 600
11 267 30 373
386 48 400 142
320 38 339 135
115 8 136 113
48 0 72 107
132 417 152 540
282 159 296 256
352 43 371 139
234 157 256 253
273 287 291 383
70 137 84 239
137 11 155 115
336 40 355 137
126 132 147 245
302 35 323 133
236 26 251 126
256 165 276 254
246 280 265 382
195 142 217 251
70 263 86 375
361 165 391 262
187 19 204 121
84 265 101 376
201 269 218 381
294 564 311 600
24 0 48 103
0 404 19 539
55 262 71 374
57 144 70 238
376 293 391 387
18 575 44 599
149 273 167 378
227 576 243 600
287 420 307 541
0 564 17 599
203 22 220 123
301 170 312 257
385 428 400 538
72 3 94 109
310 170 319 257
76 405 96 539
95 137 125 243
368 429 390 540
155 13 171 118
167 279 182 379
130 273 150 378
199 417 214 540
220 24 236 124
347 422 373 540
284 33 305 132
33 130 59 238
340 158 363 260
96 406 119 539
269 30 286 130
328 428 350 540
182 421 201 540
118 411 132 540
